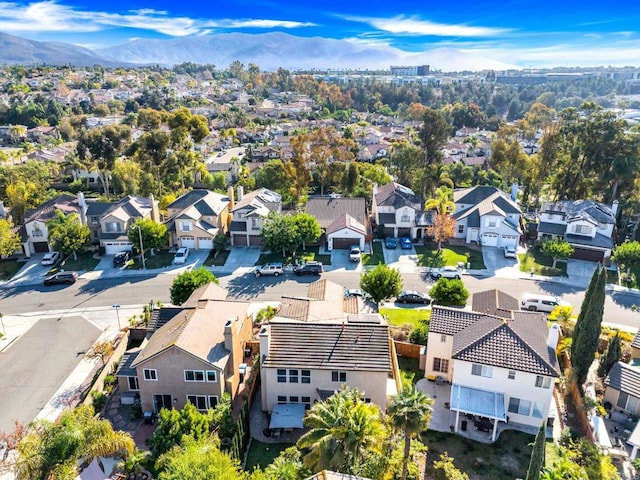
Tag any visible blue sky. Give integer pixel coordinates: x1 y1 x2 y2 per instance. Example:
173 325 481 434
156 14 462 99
1 0 640 67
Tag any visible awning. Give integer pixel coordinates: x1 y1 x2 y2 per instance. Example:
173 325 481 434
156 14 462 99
269 403 306 429
450 384 507 421
593 415 612 449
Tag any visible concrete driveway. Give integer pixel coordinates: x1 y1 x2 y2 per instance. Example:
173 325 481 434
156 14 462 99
330 249 364 272
383 244 419 273
482 246 520 278
8 254 52 286
566 259 599 285
223 247 262 273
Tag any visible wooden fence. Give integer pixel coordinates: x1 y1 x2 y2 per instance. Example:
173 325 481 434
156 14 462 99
394 340 421 359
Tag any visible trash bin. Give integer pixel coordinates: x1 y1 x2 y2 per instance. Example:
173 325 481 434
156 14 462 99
461 420 468 431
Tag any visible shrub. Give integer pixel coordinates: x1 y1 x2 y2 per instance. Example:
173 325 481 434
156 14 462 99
91 391 107 412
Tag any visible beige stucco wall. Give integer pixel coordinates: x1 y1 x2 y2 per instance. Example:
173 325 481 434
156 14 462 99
425 332 453 381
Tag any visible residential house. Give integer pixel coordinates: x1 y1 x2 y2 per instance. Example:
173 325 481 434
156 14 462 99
229 187 281 246
425 289 560 440
26 126 60 143
86 195 159 255
117 283 253 413
251 146 280 162
604 361 640 418
536 200 617 262
452 186 522 248
305 197 368 250
371 182 433 240
165 189 230 250
19 193 88 257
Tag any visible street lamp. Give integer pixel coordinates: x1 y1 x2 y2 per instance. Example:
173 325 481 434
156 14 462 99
112 304 121 330
132 224 146 270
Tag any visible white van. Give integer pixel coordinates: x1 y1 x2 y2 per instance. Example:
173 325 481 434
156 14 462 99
521 294 569 313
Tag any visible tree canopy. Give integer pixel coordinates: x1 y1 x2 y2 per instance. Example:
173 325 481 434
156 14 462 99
46 209 90 259
360 264 403 304
170 268 218 306
429 278 469 306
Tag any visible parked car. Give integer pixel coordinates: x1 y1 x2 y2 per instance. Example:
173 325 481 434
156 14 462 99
173 247 190 264
344 289 370 299
41 251 61 266
399 237 413 249
294 261 323 276
521 294 570 313
397 291 431 304
349 245 361 263
255 263 284 277
43 271 78 286
113 250 131 266
504 246 517 258
385 237 397 249
430 266 462 280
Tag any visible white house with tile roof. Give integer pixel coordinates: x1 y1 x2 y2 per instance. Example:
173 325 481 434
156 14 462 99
229 187 281 247
371 182 433 240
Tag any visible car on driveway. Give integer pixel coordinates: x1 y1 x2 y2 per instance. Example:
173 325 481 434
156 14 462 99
43 271 78 286
504 246 517 258
173 247 190 264
41 251 61 265
113 250 131 267
255 263 284 277
349 245 361 262
397 291 431 304
385 237 397 249
399 237 412 249
344 288 370 299
430 266 462 280
294 261 323 276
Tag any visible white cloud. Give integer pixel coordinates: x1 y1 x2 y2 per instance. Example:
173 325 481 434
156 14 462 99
223 19 316 29
351 15 509 37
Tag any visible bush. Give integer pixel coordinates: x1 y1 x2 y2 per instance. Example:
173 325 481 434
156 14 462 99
409 319 429 345
91 391 107 412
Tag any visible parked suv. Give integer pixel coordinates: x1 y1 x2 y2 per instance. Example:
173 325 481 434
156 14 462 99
173 247 190 264
349 245 361 263
44 271 78 286
521 294 570 313
41 251 61 266
113 250 131 267
255 263 284 277
294 261 323 276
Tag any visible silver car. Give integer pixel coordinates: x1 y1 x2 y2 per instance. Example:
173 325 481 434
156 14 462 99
430 266 462 280
255 263 284 277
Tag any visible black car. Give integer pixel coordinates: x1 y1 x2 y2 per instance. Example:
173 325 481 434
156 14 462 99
294 261 323 276
44 271 78 286
113 250 131 266
396 291 431 304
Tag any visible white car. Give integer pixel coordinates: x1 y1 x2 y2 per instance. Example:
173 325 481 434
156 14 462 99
504 246 517 258
41 251 61 265
430 266 462 280
173 247 190 264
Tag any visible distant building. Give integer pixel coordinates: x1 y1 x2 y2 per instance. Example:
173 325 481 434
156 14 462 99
390 65 430 76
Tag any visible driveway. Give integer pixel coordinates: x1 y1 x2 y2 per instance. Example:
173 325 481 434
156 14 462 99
330 249 363 273
566 259 599 286
8 254 52 286
382 244 419 273
482 246 520 278
222 247 262 272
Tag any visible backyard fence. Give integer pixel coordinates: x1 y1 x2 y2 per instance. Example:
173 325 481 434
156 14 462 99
226 400 250 461
394 340 421 359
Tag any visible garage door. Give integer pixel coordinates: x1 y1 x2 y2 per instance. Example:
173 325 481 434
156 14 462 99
383 227 395 238
249 236 263 246
197 237 213 250
33 241 50 253
332 237 357 250
572 247 605 262
180 236 196 248
501 235 519 248
233 234 247 246
104 242 132 255
482 233 499 247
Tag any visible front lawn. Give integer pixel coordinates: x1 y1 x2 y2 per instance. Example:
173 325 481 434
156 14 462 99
255 246 331 266
204 249 230 266
380 307 431 327
0 259 23 280
518 246 567 277
244 440 293 472
415 244 485 269
362 241 384 266
126 249 174 270
398 356 423 389
49 251 100 274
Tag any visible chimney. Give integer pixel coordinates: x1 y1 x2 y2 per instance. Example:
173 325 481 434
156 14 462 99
224 318 234 352
149 194 160 223
227 186 235 211
77 191 87 225
510 183 519 202
372 182 378 197
237 185 244 201
547 323 561 350
612 200 619 216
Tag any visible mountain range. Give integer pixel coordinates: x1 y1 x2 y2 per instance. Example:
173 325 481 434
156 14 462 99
0 30 519 72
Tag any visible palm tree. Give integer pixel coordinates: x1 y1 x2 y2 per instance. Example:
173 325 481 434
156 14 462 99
388 386 433 480
297 387 384 474
424 185 456 216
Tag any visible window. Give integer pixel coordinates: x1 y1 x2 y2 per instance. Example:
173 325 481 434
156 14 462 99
88 177 96 183
458 225 464 234
400 214 410 223
508 397 531 416
471 364 493 378
487 219 497 228
532 402 544 418
573 224 592 235
91 216 99 225
617 392 640 413
508 370 516 380
301 370 311 384
208 396 219 408
289 396 299 403
206 370 217 383
440 334 447 343
105 222 122 233
302 396 311 410
127 376 139 391
277 369 287 383
186 395 207 411
332 371 347 382
180 221 192 232
251 217 261 229
184 370 205 382
277 395 287 404
433 358 449 373
535 376 552 389
143 369 157 381
289 369 299 383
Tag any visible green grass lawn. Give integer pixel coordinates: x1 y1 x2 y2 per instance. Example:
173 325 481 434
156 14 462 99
127 249 174 270
398 356 423 389
423 429 533 479
380 307 431 327
244 440 293 472
362 241 384 266
518 246 568 277
0 259 23 280
255 246 331 266
204 249 230 266
415 244 485 269
49 251 100 274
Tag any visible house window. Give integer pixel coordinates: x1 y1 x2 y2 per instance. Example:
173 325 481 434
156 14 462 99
186 395 208 411
88 177 96 183
91 216 99 225
208 396 219 408
457 225 464 234
105 222 122 233
433 358 449 373
251 217 261 229
471 364 493 378
277 395 287 404
487 219 497 228
617 392 640 413
301 370 311 384
302 396 311 410
532 402 544 418
180 221 192 232
206 371 218 383
440 334 447 343
508 397 531 416
277 369 286 383
332 371 347 382
573 224 592 235
289 396 299 403
508 370 516 380
184 370 205 382
143 369 157 381
127 376 139 391
535 376 551 389
401 214 410 223
289 369 299 383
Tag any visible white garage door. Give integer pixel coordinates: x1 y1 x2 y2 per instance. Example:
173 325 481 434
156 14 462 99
104 242 132 255
181 236 196 248
198 237 214 250
501 235 519 248
482 233 499 247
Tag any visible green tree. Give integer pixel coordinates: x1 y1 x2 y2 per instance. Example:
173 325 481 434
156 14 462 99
388 143 423 190
541 238 574 269
613 241 640 276
294 213 321 250
261 212 300 257
14 405 134 480
262 446 309 480
0 218 21 258
388 386 433 480
526 423 546 480
418 108 451 197
46 210 90 260
86 340 115 367
430 278 469 306
296 387 384 474
128 218 169 258
360 264 403 304
432 453 469 480
424 185 456 216
170 268 218 306
598 332 622 378
5 180 39 223
255 160 291 196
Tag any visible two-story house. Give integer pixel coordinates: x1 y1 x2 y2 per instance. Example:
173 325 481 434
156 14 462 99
230 187 282 247
86 195 159 255
165 189 230 250
117 283 253 413
425 289 560 440
453 186 522 248
371 182 433 240
305 197 368 251
537 200 617 263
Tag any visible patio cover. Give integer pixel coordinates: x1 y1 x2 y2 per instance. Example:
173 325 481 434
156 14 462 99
75 459 108 480
450 384 507 421
269 403 306 429
593 415 613 449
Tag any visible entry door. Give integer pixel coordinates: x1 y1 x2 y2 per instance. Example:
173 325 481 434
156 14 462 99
153 394 173 412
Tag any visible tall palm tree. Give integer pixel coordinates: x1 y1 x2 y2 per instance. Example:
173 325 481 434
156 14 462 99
297 387 384 474
424 185 456 216
388 386 433 480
